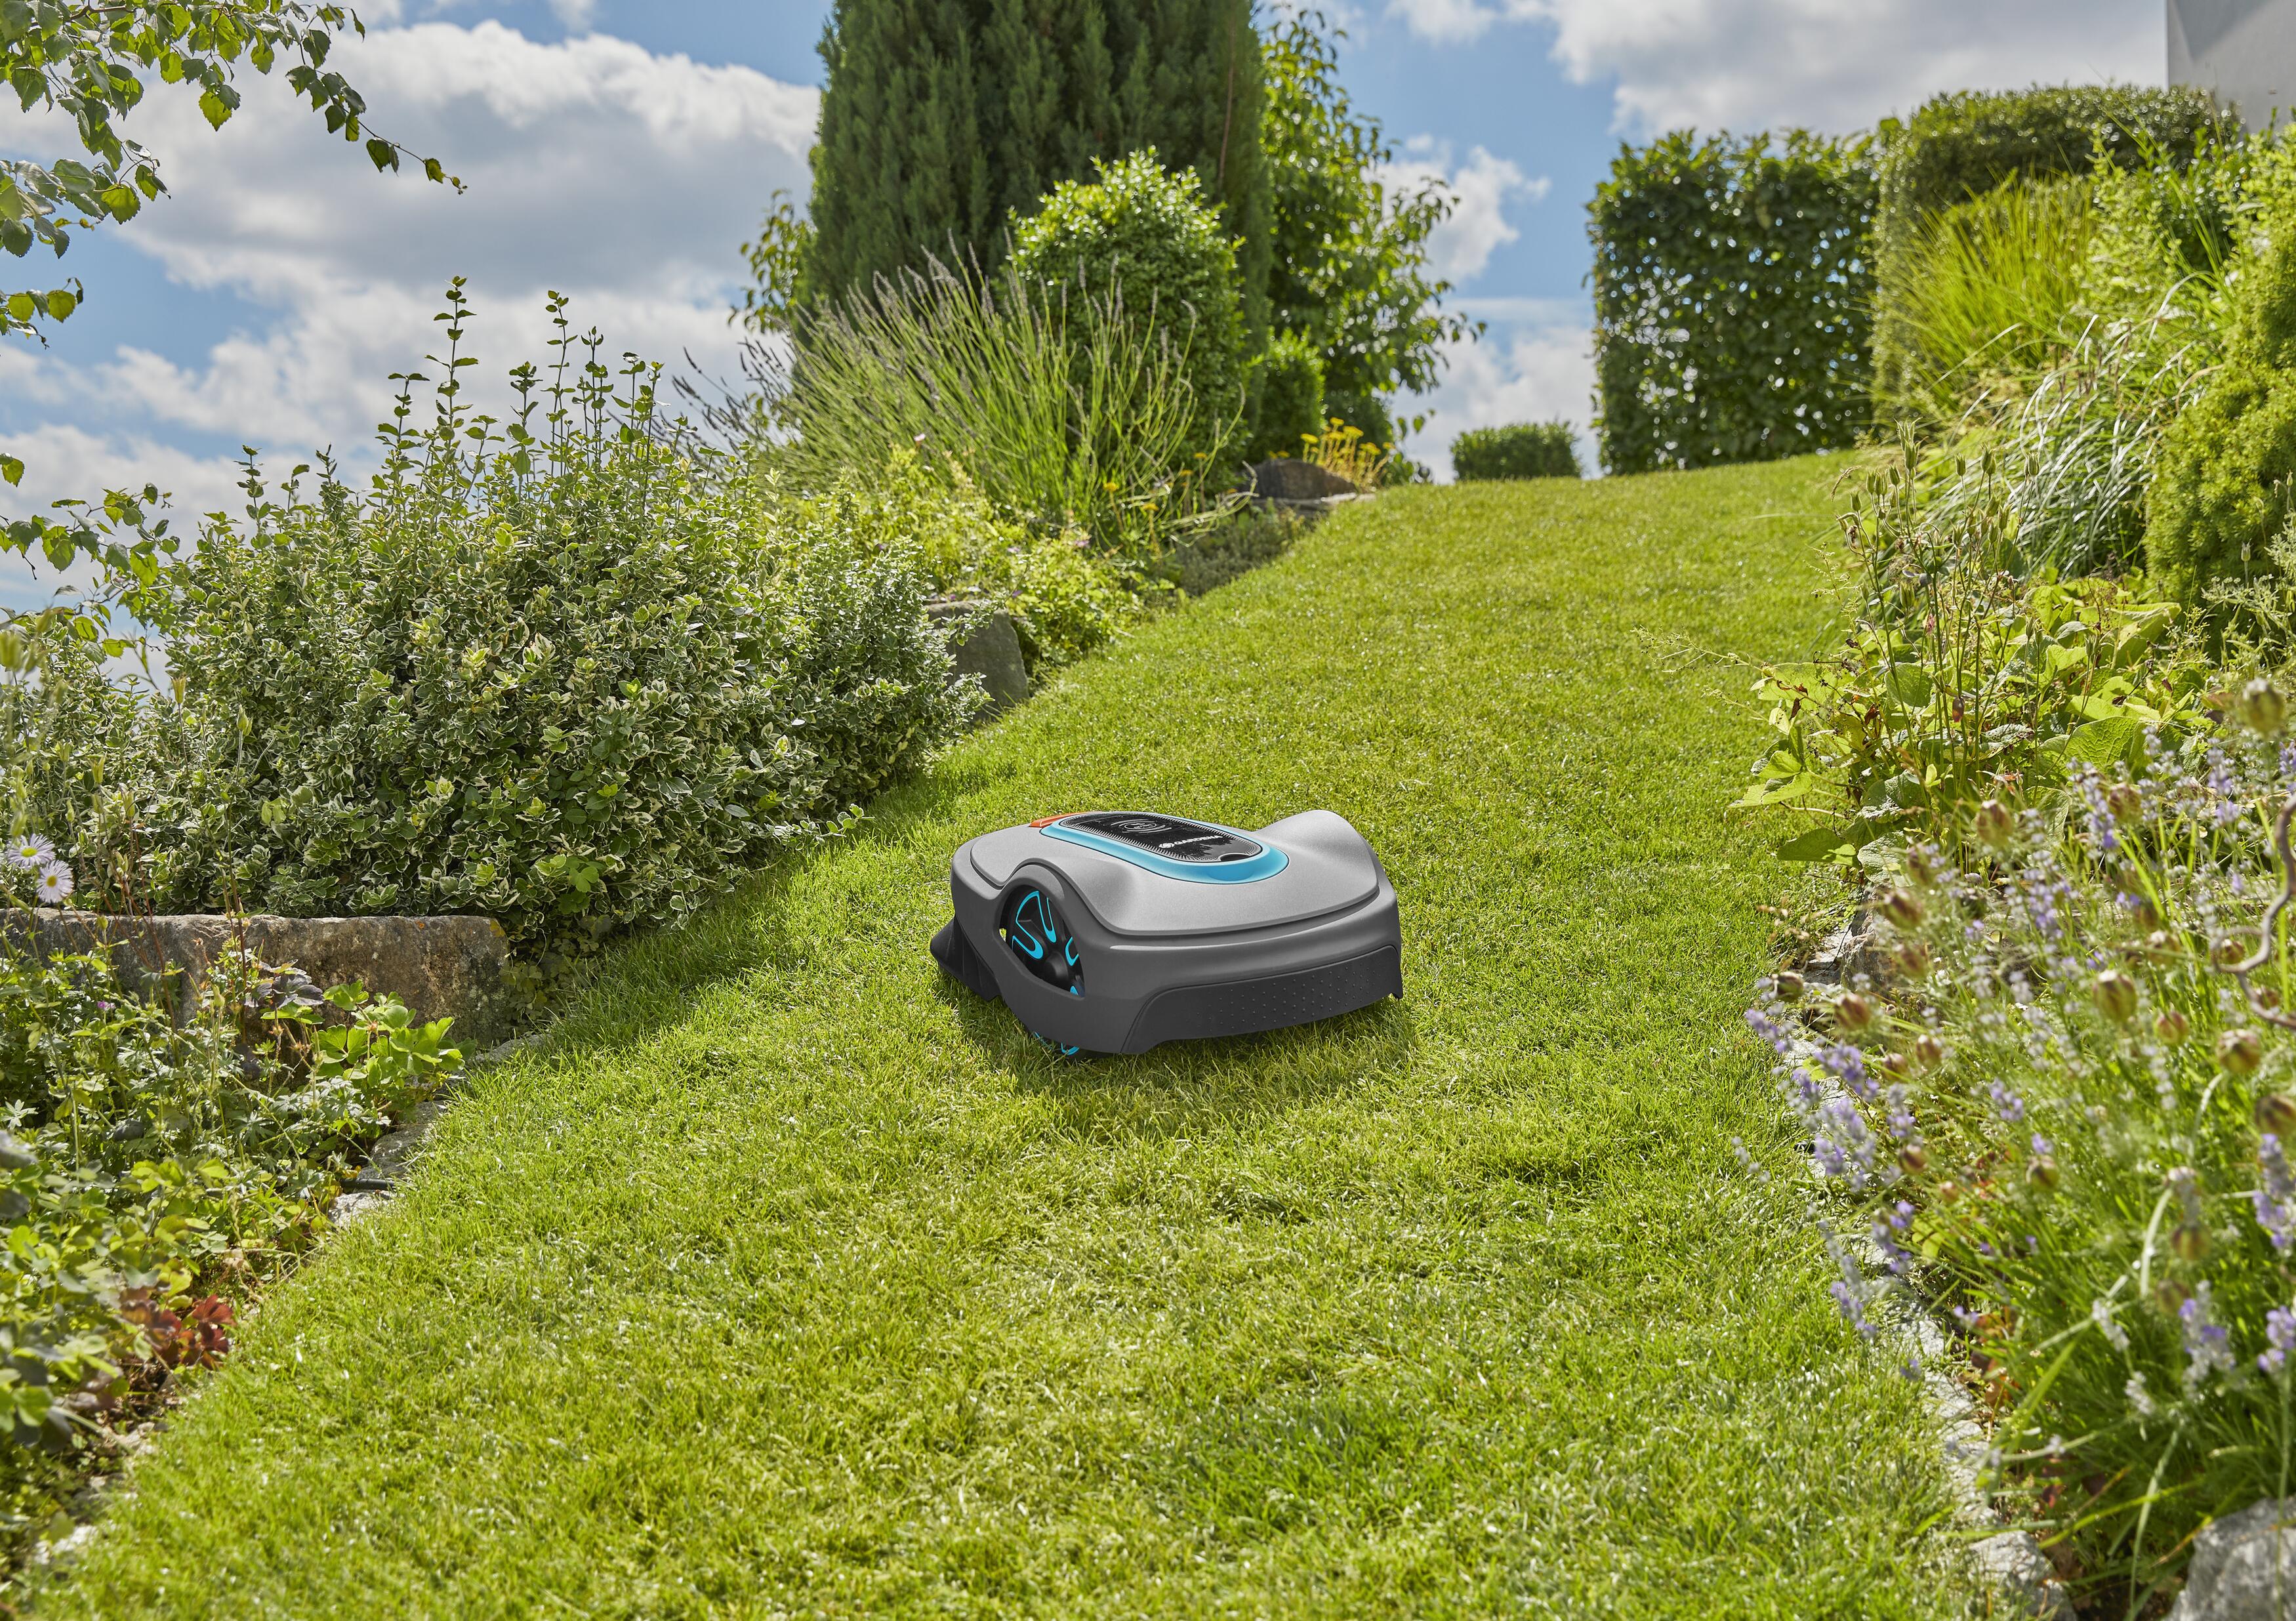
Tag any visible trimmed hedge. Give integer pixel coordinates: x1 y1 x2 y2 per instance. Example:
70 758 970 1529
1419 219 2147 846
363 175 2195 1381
1589 130 1876 476
1871 83 2223 408
1452 422 1580 481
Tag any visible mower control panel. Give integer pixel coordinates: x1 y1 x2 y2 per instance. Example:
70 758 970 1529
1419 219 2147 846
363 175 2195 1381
1057 812 1263 865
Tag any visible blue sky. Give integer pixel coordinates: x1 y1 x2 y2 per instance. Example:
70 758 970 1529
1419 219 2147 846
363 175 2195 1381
0 0 2168 569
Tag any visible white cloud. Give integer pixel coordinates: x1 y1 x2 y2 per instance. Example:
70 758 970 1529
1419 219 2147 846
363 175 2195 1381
1411 315 1596 480
1385 0 2163 134
0 21 816 527
1384 140 1550 283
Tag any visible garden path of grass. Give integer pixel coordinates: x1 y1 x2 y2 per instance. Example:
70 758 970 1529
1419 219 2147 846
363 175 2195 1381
38 457 1971 1618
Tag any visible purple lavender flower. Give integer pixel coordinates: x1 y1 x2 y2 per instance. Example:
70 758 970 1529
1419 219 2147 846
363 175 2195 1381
2031 1134 2053 1157
1885 1085 1918 1143
1822 1042 1877 1103
1813 1096 1876 1190
1991 1082 2026 1124
1872 1216 1914 1276
2209 750 2242 827
2255 1134 2296 1251
1744 1006 1796 1061
2263 1307 2296 1376
2182 1283 2236 1391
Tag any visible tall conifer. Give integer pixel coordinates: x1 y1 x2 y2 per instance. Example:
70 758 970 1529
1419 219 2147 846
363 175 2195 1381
807 0 1267 354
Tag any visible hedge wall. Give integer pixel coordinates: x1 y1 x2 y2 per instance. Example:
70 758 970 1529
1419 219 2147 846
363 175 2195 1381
1588 130 1876 476
1870 83 2223 408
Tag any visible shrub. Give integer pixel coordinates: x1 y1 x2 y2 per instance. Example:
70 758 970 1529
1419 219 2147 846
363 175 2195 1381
1451 422 1580 482
1246 331 1324 462
1007 150 1246 476
1260 10 1471 451
1588 130 1876 475
37 292 974 958
764 258 1212 562
0 937 456 1492
1872 83 2224 408
805 0 1268 354
2146 165 2296 604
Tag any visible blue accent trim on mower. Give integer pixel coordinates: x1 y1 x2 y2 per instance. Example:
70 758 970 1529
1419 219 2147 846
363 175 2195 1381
1039 819 1289 883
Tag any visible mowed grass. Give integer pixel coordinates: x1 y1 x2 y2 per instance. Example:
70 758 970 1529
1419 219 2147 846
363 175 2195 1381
35 457 1969 1618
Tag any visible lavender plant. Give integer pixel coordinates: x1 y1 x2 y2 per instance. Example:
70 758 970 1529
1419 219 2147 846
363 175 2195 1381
1748 684 2296 1607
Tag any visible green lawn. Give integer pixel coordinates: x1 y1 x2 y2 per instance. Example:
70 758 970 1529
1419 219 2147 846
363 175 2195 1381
36 457 1969 1618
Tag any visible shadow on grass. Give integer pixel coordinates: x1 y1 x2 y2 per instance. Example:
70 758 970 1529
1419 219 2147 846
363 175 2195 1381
940 972 1419 1141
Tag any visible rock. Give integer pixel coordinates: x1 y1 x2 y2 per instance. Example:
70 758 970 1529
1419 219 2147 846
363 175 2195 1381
1247 457 1359 501
2171 1500 2296 1620
930 600 1030 720
5 911 516 1049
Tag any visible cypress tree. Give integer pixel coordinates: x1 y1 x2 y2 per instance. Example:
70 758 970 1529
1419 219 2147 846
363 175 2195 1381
807 0 1268 354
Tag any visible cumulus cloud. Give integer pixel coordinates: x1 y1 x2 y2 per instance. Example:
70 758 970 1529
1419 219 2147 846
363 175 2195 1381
1384 139 1550 283
1411 310 1595 480
1385 0 2162 134
0 21 816 527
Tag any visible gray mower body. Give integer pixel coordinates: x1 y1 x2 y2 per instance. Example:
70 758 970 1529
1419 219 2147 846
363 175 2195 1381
930 810 1402 1054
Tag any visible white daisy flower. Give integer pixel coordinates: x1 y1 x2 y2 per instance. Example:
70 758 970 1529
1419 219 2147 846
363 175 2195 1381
32 862 72 905
3 834 52 871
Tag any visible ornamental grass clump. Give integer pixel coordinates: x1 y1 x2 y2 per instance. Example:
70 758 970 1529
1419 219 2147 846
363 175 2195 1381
1744 682 2296 1605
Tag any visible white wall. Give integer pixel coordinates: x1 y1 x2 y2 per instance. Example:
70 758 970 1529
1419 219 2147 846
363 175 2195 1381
2171 0 2296 125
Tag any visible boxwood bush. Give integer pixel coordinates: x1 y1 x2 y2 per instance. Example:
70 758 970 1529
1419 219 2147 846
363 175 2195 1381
1451 422 1580 482
1008 150 1245 476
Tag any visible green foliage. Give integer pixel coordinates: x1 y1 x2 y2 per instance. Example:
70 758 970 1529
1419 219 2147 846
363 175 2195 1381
1871 83 2223 408
1738 461 2210 863
2144 161 2296 604
0 938 456 1497
805 0 1267 358
732 190 816 337
24 289 974 958
1259 10 1473 443
1886 177 2096 423
1589 130 1876 476
0 2 454 342
762 256 1216 563
1006 150 1245 474
1451 422 1580 482
1244 330 1323 462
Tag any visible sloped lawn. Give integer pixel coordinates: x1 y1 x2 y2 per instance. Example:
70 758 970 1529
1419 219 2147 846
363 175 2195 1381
35 457 1969 1618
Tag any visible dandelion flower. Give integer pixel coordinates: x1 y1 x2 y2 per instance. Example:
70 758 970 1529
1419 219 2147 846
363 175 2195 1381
32 861 72 905
3 834 52 871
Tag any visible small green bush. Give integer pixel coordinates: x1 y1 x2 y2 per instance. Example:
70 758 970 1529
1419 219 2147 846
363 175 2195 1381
2146 165 2296 603
1246 331 1324 462
1450 422 1580 482
1589 130 1876 474
1872 83 2223 407
1008 150 1245 475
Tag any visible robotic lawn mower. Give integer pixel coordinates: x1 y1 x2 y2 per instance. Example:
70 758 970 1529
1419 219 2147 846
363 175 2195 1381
930 810 1402 1055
